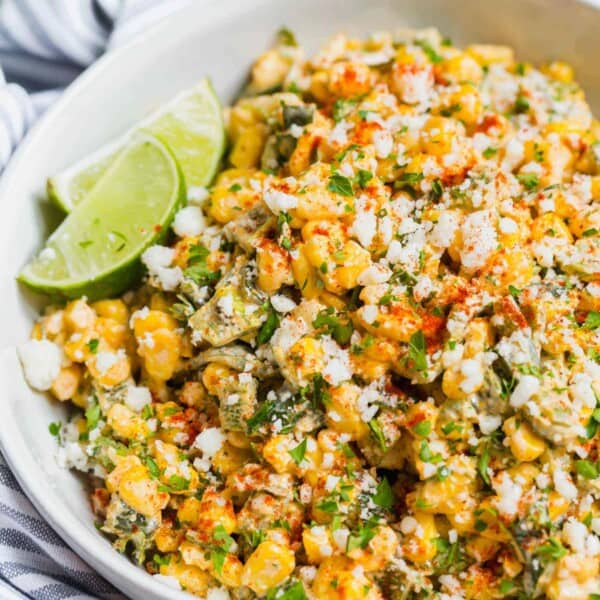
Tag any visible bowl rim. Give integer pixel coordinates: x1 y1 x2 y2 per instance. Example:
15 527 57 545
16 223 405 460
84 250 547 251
1 0 599 597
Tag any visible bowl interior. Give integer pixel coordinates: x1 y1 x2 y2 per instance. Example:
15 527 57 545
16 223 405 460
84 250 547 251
0 0 598 597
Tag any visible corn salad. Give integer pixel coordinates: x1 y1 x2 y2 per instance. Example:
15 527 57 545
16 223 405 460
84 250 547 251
19 27 600 600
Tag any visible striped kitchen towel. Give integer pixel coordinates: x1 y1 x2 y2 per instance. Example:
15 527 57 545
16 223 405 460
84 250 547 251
0 2 191 598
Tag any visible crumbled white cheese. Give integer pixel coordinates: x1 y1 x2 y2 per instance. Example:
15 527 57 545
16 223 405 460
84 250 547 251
321 336 352 385
553 468 577 501
217 293 235 317
172 205 206 237
362 305 378 325
263 188 297 213
358 264 391 286
187 186 209 204
372 129 393 158
95 350 124 375
18 339 62 391
193 427 225 460
125 386 152 412
429 212 459 249
56 441 89 471
510 375 540 408
460 210 498 270
352 200 377 248
141 245 182 291
478 413 502 435
394 65 433 104
459 359 483 393
270 294 296 313
499 217 518 234
493 472 523 518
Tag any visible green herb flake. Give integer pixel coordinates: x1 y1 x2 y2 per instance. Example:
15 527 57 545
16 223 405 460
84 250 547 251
482 147 498 159
356 169 373 189
408 330 428 372
48 422 61 437
288 438 308 465
413 420 431 437
583 310 600 330
517 173 539 190
575 459 599 479
85 402 101 431
328 173 354 197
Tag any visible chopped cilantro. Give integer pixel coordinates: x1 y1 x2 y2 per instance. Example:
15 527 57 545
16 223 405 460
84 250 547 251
583 310 600 330
413 420 431 437
86 338 99 354
288 438 308 464
85 401 101 431
535 538 567 562
228 183 242 192
356 169 373 189
407 330 428 372
482 147 498 159
328 173 354 197
517 173 539 190
582 228 598 237
575 459 599 479
48 422 61 437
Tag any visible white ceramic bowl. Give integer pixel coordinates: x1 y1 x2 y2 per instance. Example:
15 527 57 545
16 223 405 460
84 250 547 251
1 0 599 597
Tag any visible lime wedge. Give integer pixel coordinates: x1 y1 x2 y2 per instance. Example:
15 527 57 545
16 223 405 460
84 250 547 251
48 78 224 212
19 133 185 299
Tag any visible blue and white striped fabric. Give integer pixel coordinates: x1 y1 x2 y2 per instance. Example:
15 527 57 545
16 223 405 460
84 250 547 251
0 2 190 597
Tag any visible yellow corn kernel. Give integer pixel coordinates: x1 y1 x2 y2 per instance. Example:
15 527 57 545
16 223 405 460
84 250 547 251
202 363 235 395
502 417 545 462
291 244 321 299
531 212 572 243
548 490 571 523
326 383 370 440
312 555 382 600
155 522 183 553
95 317 127 349
64 299 96 331
441 367 466 401
107 403 149 440
251 50 290 92
196 489 237 534
118 463 168 517
153 441 199 494
213 554 243 588
347 525 399 571
543 555 600 600
302 525 334 564
463 318 492 358
569 208 600 238
401 512 438 563
208 169 262 223
441 53 483 84
177 497 203 526
328 241 371 291
149 293 172 313
287 337 325 385
241 541 295 595
229 124 268 169
91 299 128 325
87 350 130 387
159 556 211 597
474 499 512 541
50 365 82 401
541 61 574 83
179 539 211 570
466 536 501 563
139 328 180 381
132 309 177 337
483 248 534 294
466 44 514 66
329 61 374 98
256 239 292 293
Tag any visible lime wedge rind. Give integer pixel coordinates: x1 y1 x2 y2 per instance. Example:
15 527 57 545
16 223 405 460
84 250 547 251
19 133 185 300
48 78 224 213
